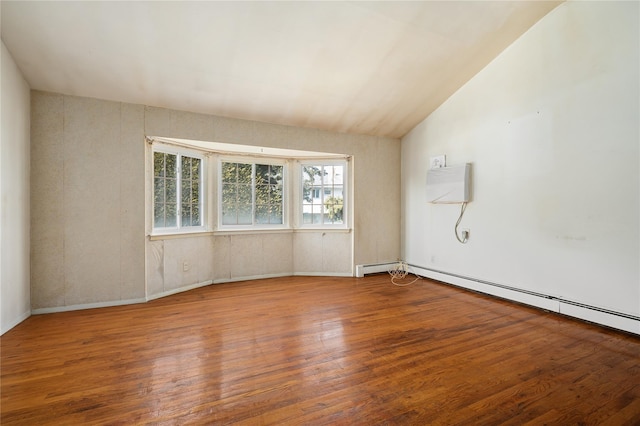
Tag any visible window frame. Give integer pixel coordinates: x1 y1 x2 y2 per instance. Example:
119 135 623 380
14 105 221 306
217 156 289 230
151 143 207 235
299 159 348 229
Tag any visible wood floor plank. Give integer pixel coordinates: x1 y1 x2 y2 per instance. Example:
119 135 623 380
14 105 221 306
2 275 639 424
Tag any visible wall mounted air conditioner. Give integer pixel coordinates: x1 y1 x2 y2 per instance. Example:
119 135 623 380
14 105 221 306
426 163 471 204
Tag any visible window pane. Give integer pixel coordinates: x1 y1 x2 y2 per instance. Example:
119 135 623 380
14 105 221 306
165 203 177 227
312 205 322 224
256 205 269 224
154 152 165 177
182 156 191 180
191 158 201 180
166 179 177 205
182 204 192 227
270 165 283 184
154 204 165 227
222 183 236 206
221 162 251 226
238 204 252 225
191 181 200 203
222 206 237 225
302 163 346 227
302 199 313 224
154 178 165 204
221 176 237 225
237 163 252 184
181 156 201 227
166 154 177 178
325 196 344 224
181 181 191 204
255 184 269 205
323 165 343 185
270 185 282 202
322 166 332 184
153 152 179 229
256 164 269 185
192 206 200 225
271 205 283 224
302 166 320 203
237 184 252 205
154 151 204 231
222 162 236 183
255 163 283 225
221 161 286 227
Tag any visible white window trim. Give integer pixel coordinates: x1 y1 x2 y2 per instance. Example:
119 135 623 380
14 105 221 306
147 136 352 236
217 156 289 231
151 143 208 236
298 159 349 230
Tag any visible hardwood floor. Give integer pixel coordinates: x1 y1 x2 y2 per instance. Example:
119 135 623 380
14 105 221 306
2 275 639 425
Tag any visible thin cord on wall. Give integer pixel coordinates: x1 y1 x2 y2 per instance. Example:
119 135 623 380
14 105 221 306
454 202 468 244
388 261 421 286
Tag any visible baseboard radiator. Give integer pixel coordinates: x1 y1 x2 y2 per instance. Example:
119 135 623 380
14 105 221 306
356 261 640 335
355 262 401 278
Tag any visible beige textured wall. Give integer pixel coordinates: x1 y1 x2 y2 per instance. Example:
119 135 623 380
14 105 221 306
31 93 146 310
31 91 400 310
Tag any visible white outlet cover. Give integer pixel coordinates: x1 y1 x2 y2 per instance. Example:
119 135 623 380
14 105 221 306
430 155 446 169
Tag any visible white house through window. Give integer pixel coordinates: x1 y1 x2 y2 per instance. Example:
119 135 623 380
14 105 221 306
301 163 345 226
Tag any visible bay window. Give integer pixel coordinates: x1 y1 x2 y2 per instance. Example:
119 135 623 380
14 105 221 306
149 137 349 235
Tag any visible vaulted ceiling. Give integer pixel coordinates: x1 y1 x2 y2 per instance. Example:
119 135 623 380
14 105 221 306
1 1 561 138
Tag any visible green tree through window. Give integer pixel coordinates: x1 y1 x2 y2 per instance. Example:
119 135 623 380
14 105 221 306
154 152 177 227
181 156 202 227
221 161 283 226
153 150 202 230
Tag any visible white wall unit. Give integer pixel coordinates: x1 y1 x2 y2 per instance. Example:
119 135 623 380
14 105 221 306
426 163 471 204
401 1 639 333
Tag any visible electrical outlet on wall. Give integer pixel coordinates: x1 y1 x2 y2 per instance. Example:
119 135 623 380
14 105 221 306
183 261 191 272
429 155 446 169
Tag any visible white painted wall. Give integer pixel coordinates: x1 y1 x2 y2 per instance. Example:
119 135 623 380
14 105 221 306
1 41 31 334
402 2 639 330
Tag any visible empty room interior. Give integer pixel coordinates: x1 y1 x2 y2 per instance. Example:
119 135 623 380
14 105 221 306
1 0 639 424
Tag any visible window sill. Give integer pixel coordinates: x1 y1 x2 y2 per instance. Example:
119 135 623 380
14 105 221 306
214 228 293 236
215 227 351 236
293 227 352 233
149 230 213 240
148 227 352 240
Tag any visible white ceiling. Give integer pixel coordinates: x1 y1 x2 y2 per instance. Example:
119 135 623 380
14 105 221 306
1 1 561 139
